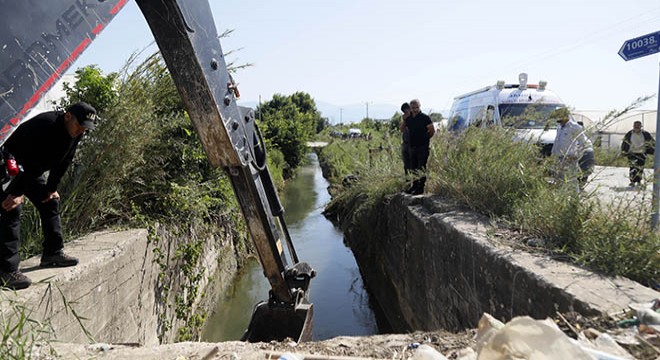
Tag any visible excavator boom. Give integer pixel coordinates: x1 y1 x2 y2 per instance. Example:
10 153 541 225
0 0 314 342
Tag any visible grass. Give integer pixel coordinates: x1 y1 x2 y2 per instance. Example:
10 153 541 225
0 282 94 359
320 125 659 288
11 53 260 345
593 145 655 169
0 296 51 360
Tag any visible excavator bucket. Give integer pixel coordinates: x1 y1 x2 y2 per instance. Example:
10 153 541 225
242 302 314 343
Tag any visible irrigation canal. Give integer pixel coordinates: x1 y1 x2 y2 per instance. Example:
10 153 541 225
202 152 380 341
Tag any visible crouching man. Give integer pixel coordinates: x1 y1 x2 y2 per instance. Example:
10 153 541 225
0 102 97 290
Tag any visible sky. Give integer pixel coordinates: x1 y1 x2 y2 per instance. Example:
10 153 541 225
73 0 660 120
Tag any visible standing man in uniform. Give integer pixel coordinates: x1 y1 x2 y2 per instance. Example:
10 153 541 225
0 102 97 290
621 120 655 187
551 107 591 190
403 99 435 195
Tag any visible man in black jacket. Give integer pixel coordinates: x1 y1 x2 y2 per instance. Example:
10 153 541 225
0 102 97 290
621 120 655 187
403 99 435 195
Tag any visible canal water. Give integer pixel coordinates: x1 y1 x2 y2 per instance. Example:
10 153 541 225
202 153 379 341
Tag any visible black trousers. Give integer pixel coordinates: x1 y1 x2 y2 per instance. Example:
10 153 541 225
0 176 63 272
627 153 646 183
409 145 430 192
401 142 411 175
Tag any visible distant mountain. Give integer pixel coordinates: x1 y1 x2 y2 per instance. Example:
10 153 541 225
315 101 400 124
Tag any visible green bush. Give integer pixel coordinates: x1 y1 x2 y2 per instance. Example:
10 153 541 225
257 92 322 171
320 125 660 286
575 194 658 279
318 129 400 184
594 145 654 169
427 127 547 217
17 56 257 261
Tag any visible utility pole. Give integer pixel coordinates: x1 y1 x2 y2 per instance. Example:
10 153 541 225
365 102 369 120
340 108 343 123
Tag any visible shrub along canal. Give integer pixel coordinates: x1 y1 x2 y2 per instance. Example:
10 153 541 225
202 153 379 341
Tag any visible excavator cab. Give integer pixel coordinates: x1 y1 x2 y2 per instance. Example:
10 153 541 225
0 0 315 343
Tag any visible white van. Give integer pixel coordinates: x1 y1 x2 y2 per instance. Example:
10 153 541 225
447 73 568 156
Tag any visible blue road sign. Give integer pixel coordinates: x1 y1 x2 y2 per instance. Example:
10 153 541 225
619 30 660 61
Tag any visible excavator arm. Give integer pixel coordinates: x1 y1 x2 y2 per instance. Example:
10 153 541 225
0 0 314 342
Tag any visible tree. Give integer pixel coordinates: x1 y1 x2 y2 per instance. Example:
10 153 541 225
430 112 444 122
316 117 330 133
389 111 403 132
58 65 118 114
257 92 321 169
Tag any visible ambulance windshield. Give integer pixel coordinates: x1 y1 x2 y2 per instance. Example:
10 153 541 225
499 103 562 129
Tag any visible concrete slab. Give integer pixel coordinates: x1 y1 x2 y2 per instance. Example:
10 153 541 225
0 229 161 345
586 165 653 205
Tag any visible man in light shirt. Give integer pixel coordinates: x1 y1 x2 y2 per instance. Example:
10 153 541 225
551 108 592 188
621 121 655 187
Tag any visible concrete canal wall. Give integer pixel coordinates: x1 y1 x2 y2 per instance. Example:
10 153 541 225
0 224 242 345
339 193 659 332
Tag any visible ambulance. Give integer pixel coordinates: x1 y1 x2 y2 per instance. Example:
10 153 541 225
447 73 568 156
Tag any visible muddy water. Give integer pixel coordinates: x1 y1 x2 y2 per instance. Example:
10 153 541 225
202 153 379 341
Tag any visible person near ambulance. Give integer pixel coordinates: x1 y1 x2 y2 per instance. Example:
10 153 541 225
0 102 97 290
551 108 592 189
621 120 655 187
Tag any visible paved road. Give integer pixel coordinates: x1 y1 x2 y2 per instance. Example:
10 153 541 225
585 166 655 206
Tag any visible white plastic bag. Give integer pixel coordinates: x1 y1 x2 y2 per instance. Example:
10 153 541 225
475 314 594 360
411 344 448 360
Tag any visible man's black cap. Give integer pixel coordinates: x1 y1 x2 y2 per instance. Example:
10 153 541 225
67 102 98 130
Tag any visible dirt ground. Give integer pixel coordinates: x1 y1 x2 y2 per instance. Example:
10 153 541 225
48 329 475 360
42 312 660 360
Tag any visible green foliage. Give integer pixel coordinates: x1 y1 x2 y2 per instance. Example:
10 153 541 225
316 117 330 133
317 130 399 183
388 111 403 132
0 295 52 360
429 112 444 122
322 133 407 227
36 54 248 238
17 54 250 341
57 65 118 114
576 197 659 281
320 125 659 286
11 32 270 346
593 146 628 167
360 117 379 131
510 186 591 250
593 145 654 169
257 92 321 170
265 141 286 190
428 127 547 217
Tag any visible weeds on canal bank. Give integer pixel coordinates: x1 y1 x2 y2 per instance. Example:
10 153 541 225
0 282 95 359
320 125 659 287
0 296 51 360
320 130 408 225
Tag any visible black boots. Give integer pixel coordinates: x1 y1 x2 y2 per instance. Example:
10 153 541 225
40 250 79 268
0 270 31 290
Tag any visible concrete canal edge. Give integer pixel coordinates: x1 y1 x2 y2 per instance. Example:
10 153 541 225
338 193 659 332
0 224 243 346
